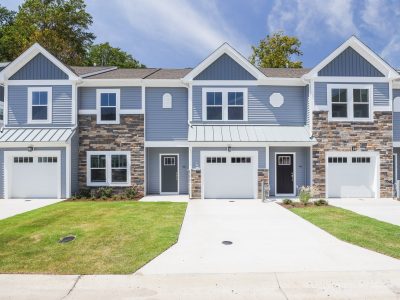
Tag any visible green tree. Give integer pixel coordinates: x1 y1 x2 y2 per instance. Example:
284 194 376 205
250 31 303 68
0 0 95 65
0 5 16 61
85 42 145 68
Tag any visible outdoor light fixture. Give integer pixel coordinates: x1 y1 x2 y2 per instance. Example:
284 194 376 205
27 146 34 152
227 146 232 152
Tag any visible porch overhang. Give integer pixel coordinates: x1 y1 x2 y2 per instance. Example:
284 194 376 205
0 127 75 145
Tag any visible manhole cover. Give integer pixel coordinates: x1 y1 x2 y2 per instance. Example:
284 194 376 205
222 241 233 245
59 235 76 243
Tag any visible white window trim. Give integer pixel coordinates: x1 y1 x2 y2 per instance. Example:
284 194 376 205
87 151 131 187
202 88 248 121
327 84 373 122
27 87 52 124
96 89 121 124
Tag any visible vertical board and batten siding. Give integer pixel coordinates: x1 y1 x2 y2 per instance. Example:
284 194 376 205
191 147 266 169
7 85 72 126
0 147 67 198
145 87 188 141
10 53 69 80
192 85 307 125
318 47 384 77
71 131 79 195
393 89 400 142
194 54 256 80
314 82 390 107
146 147 189 194
269 147 310 196
78 86 142 110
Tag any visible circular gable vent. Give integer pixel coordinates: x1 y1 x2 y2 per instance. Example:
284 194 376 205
270 93 284 108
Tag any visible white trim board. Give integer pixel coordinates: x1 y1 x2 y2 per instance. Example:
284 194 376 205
274 152 296 197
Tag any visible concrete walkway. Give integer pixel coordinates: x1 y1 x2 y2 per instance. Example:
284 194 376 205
330 198 400 226
140 200 400 274
0 198 63 220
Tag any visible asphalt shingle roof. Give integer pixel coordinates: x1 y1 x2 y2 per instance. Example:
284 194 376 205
259 68 311 78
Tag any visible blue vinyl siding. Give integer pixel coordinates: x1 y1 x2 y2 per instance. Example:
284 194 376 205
194 54 256 80
7 85 73 127
314 82 390 107
0 147 67 198
78 87 142 111
192 85 307 125
146 147 189 194
269 147 310 196
145 87 188 141
10 53 69 80
393 89 400 142
191 147 266 169
318 47 384 77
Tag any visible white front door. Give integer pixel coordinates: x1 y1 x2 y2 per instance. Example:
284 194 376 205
7 151 61 199
326 152 378 198
202 151 257 199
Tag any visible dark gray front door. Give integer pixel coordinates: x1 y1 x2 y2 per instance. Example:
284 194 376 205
161 155 178 193
276 154 294 194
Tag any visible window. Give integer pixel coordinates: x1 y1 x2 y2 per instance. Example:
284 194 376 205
351 157 371 163
13 157 33 163
202 88 248 121
96 89 120 124
38 157 58 163
28 87 52 123
328 157 348 163
328 85 372 121
163 157 176 166
162 93 172 109
278 156 291 165
87 151 130 186
0 101 4 121
206 157 227 164
231 157 251 163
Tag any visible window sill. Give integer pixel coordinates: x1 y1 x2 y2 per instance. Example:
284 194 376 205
87 182 131 187
96 120 120 125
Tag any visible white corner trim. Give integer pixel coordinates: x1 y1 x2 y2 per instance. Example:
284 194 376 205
27 86 52 124
66 142 71 198
96 88 121 124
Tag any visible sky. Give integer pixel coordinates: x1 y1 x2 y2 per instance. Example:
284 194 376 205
2 0 400 69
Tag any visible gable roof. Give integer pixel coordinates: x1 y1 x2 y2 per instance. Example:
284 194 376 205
0 43 80 81
260 68 311 78
303 36 400 80
183 43 265 81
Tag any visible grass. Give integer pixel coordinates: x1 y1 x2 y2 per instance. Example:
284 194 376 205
290 205 400 259
0 201 187 274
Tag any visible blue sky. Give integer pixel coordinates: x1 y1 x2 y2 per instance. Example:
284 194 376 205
3 0 400 69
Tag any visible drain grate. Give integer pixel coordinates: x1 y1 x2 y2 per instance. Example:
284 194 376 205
222 240 233 245
59 235 76 243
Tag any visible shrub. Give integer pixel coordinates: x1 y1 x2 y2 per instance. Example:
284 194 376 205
314 199 329 206
124 186 138 199
78 188 91 199
299 186 316 206
94 187 113 199
282 199 293 205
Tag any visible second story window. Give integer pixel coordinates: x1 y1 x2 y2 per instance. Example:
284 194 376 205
28 87 52 124
202 88 248 121
328 85 372 122
96 89 120 124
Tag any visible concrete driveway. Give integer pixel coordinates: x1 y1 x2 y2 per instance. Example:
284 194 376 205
0 198 63 220
139 200 400 274
329 198 400 226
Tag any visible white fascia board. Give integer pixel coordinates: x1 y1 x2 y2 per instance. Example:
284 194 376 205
303 36 400 80
0 43 80 81
312 77 390 83
145 141 189 147
142 79 187 87
188 141 317 147
191 78 305 86
8 80 74 85
183 43 265 81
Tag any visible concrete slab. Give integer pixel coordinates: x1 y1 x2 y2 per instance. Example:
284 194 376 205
329 198 400 226
0 198 64 220
139 200 400 274
140 194 189 202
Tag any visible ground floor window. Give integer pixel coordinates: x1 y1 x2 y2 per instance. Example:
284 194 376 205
87 151 130 186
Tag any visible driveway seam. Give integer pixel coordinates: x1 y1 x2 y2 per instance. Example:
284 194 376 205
274 273 289 300
61 275 82 299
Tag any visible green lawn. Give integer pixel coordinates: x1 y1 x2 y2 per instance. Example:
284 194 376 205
0 201 187 274
291 205 400 259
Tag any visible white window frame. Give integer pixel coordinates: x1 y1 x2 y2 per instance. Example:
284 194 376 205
96 89 120 124
27 87 52 124
202 88 248 121
327 84 373 122
87 151 131 187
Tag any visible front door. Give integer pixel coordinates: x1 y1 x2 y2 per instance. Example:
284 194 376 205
276 154 294 195
161 155 178 194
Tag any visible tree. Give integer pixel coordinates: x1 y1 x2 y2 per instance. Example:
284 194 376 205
0 5 16 61
250 31 303 68
85 42 145 68
0 0 95 65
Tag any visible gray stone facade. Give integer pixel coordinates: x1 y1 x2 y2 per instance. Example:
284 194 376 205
190 169 201 199
258 169 269 199
312 111 393 198
78 115 145 194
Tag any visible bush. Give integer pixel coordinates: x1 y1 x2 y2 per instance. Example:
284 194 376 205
124 186 138 199
282 199 293 205
94 187 113 199
299 186 316 206
78 188 91 199
314 199 329 206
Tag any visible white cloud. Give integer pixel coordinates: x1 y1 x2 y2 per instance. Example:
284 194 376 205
114 0 249 58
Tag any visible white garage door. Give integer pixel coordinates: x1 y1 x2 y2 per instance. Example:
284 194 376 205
203 152 257 199
7 152 60 199
327 152 378 198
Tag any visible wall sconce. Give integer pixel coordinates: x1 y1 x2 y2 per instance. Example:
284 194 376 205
227 146 232 152
27 146 34 152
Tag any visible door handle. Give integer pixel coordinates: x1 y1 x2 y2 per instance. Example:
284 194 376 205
291 172 294 181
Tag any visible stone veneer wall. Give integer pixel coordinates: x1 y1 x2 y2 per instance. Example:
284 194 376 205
78 115 145 194
312 111 392 198
190 168 269 199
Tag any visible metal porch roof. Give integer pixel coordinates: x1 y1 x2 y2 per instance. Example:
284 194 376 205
0 128 75 143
